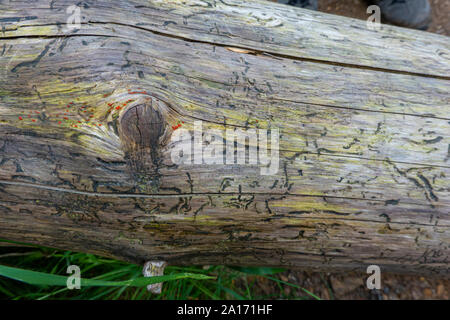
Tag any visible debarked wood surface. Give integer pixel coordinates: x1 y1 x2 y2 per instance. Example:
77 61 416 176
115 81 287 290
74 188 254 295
0 0 449 275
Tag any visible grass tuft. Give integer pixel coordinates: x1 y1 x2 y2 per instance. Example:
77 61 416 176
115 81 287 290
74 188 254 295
0 239 319 300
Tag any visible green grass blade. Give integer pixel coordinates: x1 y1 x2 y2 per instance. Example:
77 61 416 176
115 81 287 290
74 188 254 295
217 285 245 300
228 266 285 275
0 264 214 287
262 275 321 300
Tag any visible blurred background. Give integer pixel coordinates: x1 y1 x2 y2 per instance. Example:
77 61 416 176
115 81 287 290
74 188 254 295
270 0 449 35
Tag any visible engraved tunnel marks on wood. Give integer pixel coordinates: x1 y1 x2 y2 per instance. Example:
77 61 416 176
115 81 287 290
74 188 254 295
0 0 449 275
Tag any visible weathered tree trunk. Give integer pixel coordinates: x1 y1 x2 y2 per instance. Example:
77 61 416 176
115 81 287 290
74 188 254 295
0 0 449 276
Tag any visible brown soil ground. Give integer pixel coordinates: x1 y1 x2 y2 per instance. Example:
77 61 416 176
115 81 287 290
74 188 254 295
263 0 449 300
243 271 450 300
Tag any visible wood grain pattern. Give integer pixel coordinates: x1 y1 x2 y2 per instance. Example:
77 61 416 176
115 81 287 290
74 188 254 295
0 0 449 275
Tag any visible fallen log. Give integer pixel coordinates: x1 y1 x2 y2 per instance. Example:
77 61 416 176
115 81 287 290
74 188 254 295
0 0 449 276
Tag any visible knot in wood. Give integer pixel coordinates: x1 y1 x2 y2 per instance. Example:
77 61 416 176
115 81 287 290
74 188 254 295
120 101 165 151
118 97 169 192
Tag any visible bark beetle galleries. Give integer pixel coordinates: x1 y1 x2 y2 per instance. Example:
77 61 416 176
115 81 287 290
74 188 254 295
118 97 167 192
